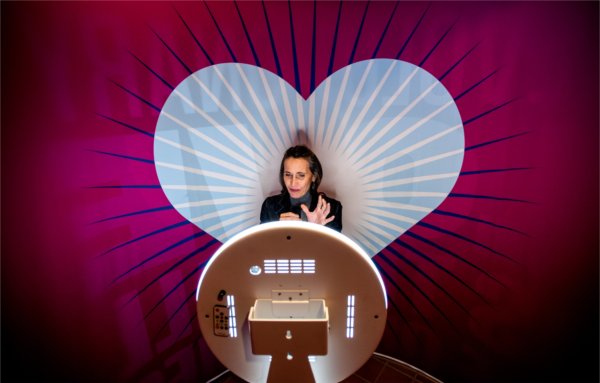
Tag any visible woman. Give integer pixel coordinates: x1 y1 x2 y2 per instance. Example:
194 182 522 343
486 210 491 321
260 145 342 232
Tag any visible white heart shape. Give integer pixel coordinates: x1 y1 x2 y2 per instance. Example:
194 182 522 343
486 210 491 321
154 59 464 256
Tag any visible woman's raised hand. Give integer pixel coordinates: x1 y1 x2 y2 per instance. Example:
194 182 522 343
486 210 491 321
301 194 335 226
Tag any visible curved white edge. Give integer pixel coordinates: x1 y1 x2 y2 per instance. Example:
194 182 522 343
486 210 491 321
196 221 388 308
372 352 443 383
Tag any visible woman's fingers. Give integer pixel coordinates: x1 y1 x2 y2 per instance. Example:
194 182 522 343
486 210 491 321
280 212 300 221
299 199 333 226
322 202 331 216
284 195 334 226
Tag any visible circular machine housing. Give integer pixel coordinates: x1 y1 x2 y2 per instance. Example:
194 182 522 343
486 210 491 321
196 221 388 383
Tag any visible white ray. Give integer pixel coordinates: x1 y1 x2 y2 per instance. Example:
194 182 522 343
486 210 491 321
279 79 297 146
259 69 288 149
364 191 447 199
364 172 459 191
363 207 416 226
155 135 255 178
323 67 351 148
190 204 254 223
348 230 379 254
235 65 284 151
365 198 432 213
205 211 256 235
361 219 396 243
358 124 462 177
362 149 463 184
343 66 420 160
338 61 402 154
161 184 254 195
308 93 316 143
296 95 305 142
155 161 256 187
204 68 272 159
330 60 375 152
174 197 254 209
160 109 259 172
315 78 332 146
357 222 390 248
349 80 444 165
222 218 257 240
177 84 263 164
362 214 407 237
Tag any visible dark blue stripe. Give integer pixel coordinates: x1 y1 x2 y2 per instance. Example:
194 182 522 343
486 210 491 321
448 192 533 204
386 242 476 313
383 318 407 344
175 8 214 65
287 0 301 94
129 51 175 90
348 1 370 65
91 205 174 224
147 261 207 325
438 42 479 81
128 239 218 306
309 0 317 93
393 238 490 305
109 81 161 113
150 27 192 75
465 131 529 151
463 98 516 126
460 167 532 176
404 230 507 288
97 113 154 138
384 291 420 339
416 221 518 263
374 256 434 330
327 1 343 76
154 289 198 338
389 303 420 340
418 21 455 67
261 0 282 77
204 1 237 62
88 149 154 165
432 209 529 236
379 251 459 331
101 220 191 257
111 231 206 281
371 1 400 58
88 185 161 189
192 332 202 345
234 0 260 66
454 69 499 101
395 2 430 59
177 313 199 340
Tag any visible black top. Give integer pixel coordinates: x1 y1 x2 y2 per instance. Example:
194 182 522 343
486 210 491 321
260 190 343 232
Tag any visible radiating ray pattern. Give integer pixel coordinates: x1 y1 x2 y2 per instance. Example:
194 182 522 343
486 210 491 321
154 59 464 256
90 1 535 381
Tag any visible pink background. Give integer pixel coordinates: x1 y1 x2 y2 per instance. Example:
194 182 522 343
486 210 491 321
2 1 598 382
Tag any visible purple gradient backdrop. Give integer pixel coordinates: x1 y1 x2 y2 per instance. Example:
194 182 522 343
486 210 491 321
1 1 598 382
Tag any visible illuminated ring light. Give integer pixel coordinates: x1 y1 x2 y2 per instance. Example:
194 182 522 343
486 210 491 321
154 59 464 257
196 221 387 382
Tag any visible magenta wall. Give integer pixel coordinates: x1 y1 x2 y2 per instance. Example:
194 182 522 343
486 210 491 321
2 1 598 382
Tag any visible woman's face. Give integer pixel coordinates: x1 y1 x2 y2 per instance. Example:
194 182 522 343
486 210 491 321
283 157 314 198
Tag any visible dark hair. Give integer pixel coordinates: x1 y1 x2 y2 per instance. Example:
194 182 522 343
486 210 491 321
279 145 323 193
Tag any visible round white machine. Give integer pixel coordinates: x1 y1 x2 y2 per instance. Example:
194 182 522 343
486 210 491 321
196 221 388 383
